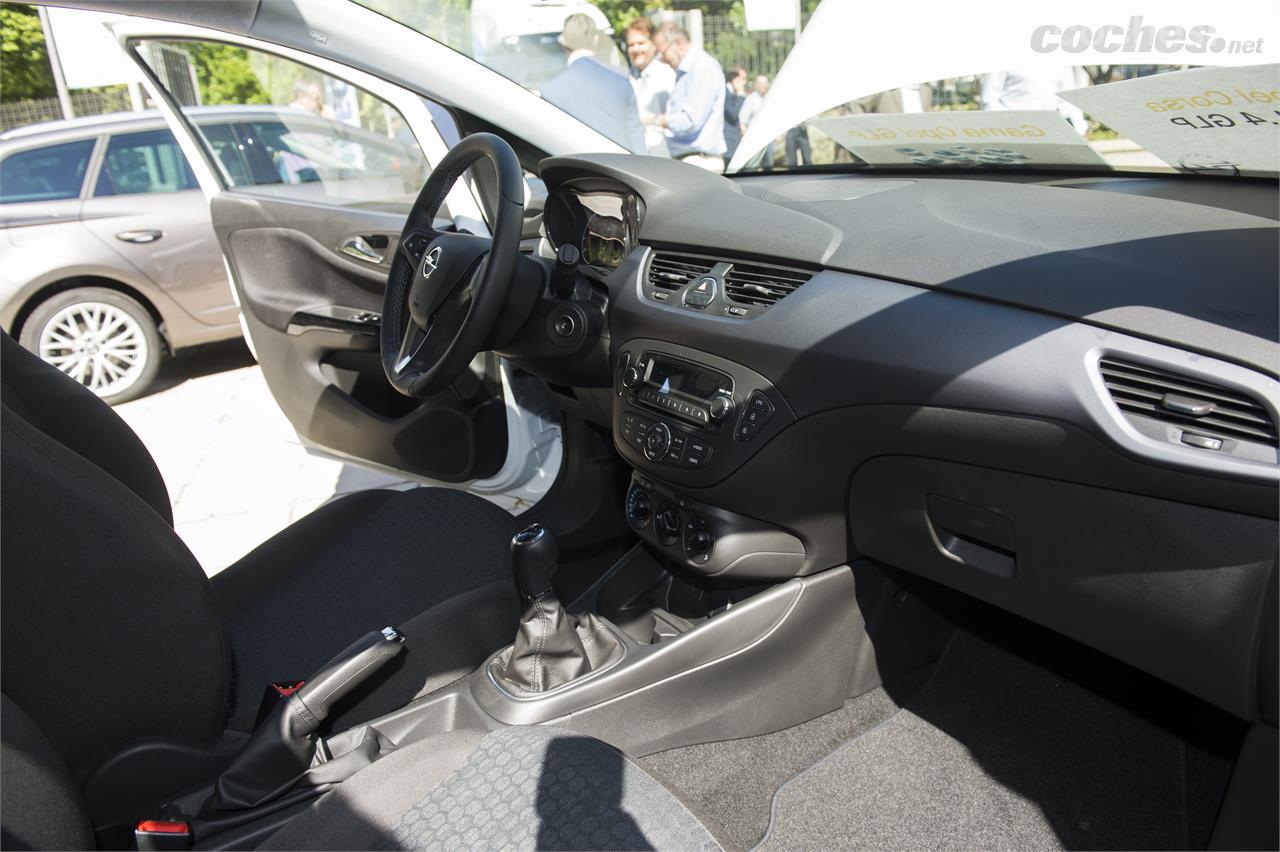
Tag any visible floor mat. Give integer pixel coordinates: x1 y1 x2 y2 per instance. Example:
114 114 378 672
756 631 1195 851
639 672 927 850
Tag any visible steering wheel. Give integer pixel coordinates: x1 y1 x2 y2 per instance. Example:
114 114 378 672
382 132 524 398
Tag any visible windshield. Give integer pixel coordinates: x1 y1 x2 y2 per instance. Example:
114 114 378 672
355 1 1278 178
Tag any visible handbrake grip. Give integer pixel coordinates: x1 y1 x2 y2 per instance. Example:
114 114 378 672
294 627 404 732
203 627 404 814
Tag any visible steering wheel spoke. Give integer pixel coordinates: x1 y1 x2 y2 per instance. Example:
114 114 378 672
393 323 428 376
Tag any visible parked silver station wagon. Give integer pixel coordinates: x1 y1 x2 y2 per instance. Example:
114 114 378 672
0 105 426 403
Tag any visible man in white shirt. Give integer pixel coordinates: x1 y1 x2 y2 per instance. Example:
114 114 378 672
651 22 727 172
540 14 647 154
624 18 675 157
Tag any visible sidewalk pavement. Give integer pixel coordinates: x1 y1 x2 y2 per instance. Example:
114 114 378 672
115 345 412 576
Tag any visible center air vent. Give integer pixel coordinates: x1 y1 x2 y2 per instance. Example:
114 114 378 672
647 254 716 295
723 262 812 308
1099 357 1278 448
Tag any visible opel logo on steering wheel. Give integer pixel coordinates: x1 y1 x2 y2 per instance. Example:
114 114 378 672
421 246 443 279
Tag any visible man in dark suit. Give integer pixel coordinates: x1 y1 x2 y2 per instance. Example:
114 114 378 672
540 14 647 154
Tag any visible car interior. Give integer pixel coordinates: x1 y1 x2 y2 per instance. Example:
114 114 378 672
1 4 1278 852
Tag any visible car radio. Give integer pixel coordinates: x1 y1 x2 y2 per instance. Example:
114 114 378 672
619 352 736 430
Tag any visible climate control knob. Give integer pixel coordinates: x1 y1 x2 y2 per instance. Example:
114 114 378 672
625 485 652 530
708 394 735 422
684 517 714 563
655 503 681 545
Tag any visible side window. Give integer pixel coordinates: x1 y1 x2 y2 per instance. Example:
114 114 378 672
134 39 431 206
0 139 95 204
93 129 198 197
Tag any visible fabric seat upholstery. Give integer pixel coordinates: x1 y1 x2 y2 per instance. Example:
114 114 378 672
260 726 721 851
0 332 518 775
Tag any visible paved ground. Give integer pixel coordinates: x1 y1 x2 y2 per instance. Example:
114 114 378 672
115 341 412 576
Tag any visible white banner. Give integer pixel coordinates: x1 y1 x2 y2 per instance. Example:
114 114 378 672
44 7 141 90
744 0 799 33
1060 64 1280 175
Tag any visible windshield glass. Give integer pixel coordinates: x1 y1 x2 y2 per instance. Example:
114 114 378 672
354 1 1278 178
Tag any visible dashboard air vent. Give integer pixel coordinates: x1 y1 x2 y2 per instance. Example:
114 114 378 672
647 254 716 293
1099 358 1278 447
723 262 813 308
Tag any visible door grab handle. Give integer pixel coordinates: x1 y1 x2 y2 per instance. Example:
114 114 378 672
115 229 163 244
339 235 384 264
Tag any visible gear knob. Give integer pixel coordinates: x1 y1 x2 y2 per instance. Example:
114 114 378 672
512 523 558 600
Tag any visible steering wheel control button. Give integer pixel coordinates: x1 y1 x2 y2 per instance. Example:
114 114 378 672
553 313 576 338
1181 432 1223 451
644 422 672 461
709 394 735 422
735 391 776 442
682 277 717 309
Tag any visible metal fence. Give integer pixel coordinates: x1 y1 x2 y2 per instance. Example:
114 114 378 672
702 15 797 80
0 88 135 133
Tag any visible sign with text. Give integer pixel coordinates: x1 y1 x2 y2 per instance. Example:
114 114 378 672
1061 64 1280 175
810 110 1108 168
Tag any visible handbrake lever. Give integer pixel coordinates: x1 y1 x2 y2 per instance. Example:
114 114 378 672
203 627 404 813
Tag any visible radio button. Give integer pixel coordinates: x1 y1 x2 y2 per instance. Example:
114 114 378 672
683 440 713 468
644 422 672 461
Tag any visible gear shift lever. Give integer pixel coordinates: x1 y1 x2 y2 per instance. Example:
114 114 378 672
492 523 623 694
512 523 556 600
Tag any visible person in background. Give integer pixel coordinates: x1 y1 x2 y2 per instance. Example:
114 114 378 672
981 68 1088 134
723 66 748 167
540 14 647 154
737 74 772 170
625 18 675 156
288 80 334 120
650 22 726 172
784 124 811 168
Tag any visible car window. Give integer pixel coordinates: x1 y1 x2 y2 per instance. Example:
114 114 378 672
93 129 198 197
0 139 96 204
133 39 431 206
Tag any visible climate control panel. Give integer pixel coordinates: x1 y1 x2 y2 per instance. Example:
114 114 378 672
625 475 806 578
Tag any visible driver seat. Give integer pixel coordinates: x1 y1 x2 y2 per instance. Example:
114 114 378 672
0 332 521 783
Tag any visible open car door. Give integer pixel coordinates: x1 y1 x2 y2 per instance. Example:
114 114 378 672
105 15 582 505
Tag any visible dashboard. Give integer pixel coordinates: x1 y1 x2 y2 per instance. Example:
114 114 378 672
534 153 1279 723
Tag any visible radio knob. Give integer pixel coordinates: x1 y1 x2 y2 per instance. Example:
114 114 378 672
622 366 643 388
709 394 735 422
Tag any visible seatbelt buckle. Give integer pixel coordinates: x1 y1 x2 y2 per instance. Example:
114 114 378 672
252 680 306 729
135 819 191 851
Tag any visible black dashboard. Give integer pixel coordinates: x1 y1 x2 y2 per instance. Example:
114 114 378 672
532 154 1279 723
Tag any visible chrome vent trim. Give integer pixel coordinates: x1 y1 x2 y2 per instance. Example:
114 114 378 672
723 262 813 308
1100 357 1279 447
646 254 717 292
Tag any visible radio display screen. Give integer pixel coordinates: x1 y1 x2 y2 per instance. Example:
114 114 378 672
647 357 727 400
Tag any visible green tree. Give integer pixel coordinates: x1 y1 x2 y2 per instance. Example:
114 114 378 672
182 42 271 106
0 3 55 101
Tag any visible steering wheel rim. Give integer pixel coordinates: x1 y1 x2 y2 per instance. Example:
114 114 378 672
381 132 525 398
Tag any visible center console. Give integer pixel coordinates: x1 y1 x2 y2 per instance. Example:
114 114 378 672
613 339 806 580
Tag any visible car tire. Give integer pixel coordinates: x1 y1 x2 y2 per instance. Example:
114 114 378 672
18 287 164 405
